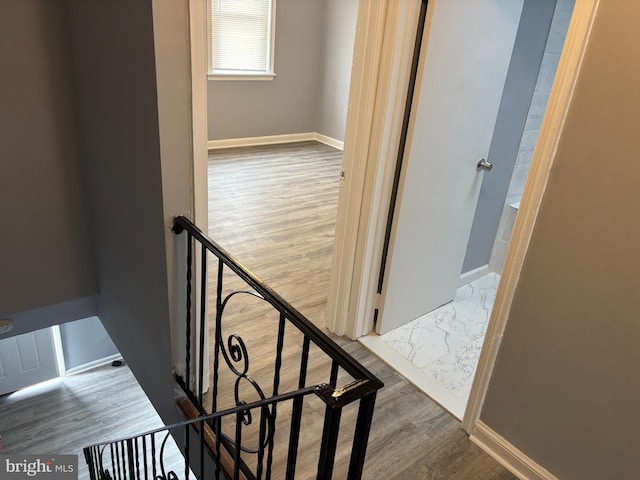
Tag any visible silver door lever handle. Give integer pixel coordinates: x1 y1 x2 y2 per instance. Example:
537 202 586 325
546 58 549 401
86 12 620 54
477 158 493 171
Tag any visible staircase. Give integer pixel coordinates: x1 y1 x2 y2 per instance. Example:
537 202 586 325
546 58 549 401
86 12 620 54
83 216 383 480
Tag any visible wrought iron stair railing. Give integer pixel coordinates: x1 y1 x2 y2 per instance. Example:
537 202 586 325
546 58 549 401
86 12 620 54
171 216 383 479
82 216 383 480
83 387 321 480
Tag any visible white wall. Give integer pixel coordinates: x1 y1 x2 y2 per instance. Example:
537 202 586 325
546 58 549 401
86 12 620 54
151 0 194 375
315 0 358 142
481 2 640 478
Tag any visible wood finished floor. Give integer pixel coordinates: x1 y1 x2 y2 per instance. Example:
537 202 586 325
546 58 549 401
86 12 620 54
208 141 341 328
205 142 516 479
0 142 514 480
0 365 188 480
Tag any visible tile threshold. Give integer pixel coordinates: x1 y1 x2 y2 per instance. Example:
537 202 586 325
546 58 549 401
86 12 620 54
358 334 466 420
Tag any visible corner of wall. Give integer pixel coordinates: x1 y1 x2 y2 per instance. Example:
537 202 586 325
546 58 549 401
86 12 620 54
470 421 559 480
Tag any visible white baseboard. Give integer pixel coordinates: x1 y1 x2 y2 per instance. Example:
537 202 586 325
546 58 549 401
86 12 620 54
470 421 559 480
459 264 491 287
64 353 123 377
313 132 344 150
207 133 313 150
207 132 344 151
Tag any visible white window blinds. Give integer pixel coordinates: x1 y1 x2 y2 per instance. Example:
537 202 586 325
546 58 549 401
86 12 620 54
211 0 274 74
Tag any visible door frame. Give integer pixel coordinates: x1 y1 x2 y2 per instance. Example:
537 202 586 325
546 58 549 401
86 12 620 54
188 0 210 393
327 0 600 433
326 0 423 338
463 0 599 432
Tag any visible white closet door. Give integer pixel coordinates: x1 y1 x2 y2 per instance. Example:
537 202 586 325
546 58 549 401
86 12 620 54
0 328 59 395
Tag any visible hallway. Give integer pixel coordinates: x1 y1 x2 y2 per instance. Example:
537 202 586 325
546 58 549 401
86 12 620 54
0 141 515 478
205 142 515 478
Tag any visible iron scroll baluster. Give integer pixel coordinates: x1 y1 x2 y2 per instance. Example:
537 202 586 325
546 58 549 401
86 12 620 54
89 216 389 480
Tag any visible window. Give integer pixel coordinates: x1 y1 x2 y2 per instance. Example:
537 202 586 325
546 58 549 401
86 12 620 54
209 0 276 79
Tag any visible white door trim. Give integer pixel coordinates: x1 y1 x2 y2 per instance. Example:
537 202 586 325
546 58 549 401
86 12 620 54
463 0 600 432
51 325 66 377
326 0 422 338
328 0 600 438
188 0 210 394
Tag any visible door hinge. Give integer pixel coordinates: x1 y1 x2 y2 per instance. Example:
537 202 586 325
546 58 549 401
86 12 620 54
373 293 382 309
339 169 346 187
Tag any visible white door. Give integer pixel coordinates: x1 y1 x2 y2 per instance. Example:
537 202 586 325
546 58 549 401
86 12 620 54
378 0 523 334
0 328 59 395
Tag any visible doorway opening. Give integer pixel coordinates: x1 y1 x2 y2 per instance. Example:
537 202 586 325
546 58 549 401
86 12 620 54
204 1 359 329
0 317 122 397
363 0 575 419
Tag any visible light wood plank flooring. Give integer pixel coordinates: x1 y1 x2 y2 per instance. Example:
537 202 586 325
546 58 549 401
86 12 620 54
0 365 187 480
0 142 515 480
208 141 341 328
206 142 516 479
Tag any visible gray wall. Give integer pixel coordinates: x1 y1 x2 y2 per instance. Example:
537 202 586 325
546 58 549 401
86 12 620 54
315 0 358 142
208 0 325 140
59 317 118 370
487 0 575 273
0 0 98 324
505 0 575 207
481 3 640 478
462 0 556 274
0 0 192 424
65 0 192 423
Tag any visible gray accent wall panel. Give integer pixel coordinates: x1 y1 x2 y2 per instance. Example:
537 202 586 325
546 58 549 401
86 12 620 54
0 0 98 319
65 0 190 423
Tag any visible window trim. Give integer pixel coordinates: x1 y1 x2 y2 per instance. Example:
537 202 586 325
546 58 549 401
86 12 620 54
208 72 276 81
207 0 277 80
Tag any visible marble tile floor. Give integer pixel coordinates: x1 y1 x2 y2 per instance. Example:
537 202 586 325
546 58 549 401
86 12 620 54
361 273 500 419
